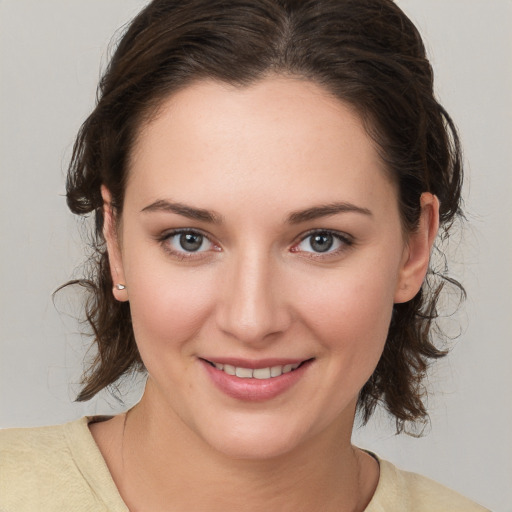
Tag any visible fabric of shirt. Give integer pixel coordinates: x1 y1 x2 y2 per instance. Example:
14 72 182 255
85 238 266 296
0 417 490 511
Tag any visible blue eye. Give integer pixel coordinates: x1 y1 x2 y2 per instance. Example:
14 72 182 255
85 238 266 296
164 230 214 253
295 231 351 254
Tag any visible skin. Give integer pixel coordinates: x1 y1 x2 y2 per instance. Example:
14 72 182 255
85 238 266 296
91 76 439 511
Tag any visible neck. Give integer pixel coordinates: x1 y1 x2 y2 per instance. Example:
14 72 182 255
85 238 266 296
105 387 377 512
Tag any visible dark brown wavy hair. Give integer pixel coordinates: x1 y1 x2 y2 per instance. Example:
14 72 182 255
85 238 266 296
64 0 464 433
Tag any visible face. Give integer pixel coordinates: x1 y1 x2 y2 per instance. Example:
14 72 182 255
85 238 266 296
104 77 437 459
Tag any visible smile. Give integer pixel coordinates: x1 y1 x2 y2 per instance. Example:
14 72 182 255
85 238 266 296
206 361 302 380
200 357 313 401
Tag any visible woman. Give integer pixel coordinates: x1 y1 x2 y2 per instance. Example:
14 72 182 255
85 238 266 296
0 0 491 510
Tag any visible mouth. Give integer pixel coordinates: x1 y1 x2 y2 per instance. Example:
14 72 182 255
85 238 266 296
200 358 313 380
200 357 314 401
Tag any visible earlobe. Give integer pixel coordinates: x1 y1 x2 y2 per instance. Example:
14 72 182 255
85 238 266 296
101 185 128 302
394 193 440 304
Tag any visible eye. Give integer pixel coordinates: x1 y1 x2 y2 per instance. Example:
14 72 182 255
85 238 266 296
160 229 218 256
292 230 352 255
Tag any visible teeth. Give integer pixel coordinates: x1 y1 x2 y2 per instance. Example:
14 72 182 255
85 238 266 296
223 364 236 375
235 367 253 378
253 367 271 379
283 364 294 374
270 366 283 377
211 362 301 380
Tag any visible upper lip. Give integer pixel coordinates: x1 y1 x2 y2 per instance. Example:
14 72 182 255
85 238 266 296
200 357 312 369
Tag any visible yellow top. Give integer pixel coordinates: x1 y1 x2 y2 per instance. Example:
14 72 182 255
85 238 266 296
0 417 489 511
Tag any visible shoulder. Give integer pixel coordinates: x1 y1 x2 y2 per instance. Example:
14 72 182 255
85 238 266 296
1 420 70 455
365 456 490 512
0 421 74 482
1 422 77 510
0 417 127 512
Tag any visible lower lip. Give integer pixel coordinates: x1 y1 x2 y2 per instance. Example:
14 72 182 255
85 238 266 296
201 359 313 402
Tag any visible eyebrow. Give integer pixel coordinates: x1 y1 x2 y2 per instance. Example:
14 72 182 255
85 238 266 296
141 199 372 224
287 202 372 224
141 200 222 223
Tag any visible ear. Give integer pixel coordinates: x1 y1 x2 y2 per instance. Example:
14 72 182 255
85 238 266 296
101 185 128 302
394 192 440 304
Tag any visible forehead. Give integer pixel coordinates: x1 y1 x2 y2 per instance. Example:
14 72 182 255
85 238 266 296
126 77 396 216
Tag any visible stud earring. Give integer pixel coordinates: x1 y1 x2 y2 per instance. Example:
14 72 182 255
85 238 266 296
115 284 126 290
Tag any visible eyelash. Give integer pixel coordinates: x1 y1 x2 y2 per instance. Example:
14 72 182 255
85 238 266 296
157 229 219 260
157 228 354 260
290 229 354 259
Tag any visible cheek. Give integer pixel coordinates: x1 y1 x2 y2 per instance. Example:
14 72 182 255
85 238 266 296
294 261 398 365
124 258 218 360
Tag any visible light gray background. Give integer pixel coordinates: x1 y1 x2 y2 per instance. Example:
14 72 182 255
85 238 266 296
1 1 510 510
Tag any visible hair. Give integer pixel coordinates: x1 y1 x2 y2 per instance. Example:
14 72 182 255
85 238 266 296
65 0 464 433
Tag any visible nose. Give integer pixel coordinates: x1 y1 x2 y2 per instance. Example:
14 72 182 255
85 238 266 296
215 249 291 346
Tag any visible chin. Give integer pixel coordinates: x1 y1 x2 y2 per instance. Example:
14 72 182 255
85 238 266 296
207 431 304 461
